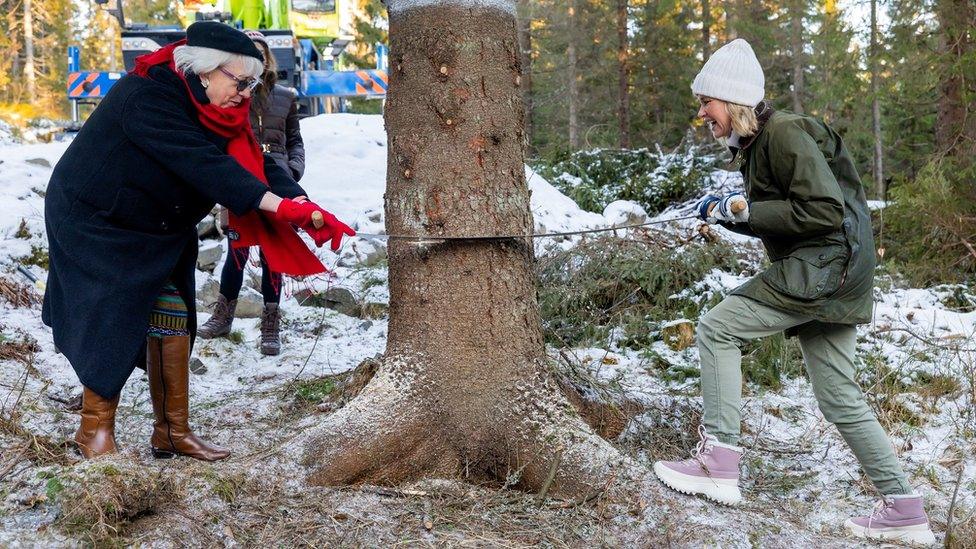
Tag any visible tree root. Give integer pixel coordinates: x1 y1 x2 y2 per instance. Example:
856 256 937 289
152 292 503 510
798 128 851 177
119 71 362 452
296 366 457 486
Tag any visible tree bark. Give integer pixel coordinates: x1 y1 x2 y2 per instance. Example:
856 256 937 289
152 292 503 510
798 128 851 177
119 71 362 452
23 0 36 99
935 0 976 159
517 0 534 156
724 0 736 39
293 0 642 499
870 0 884 199
702 0 710 58
616 0 630 148
568 0 580 149
790 0 804 114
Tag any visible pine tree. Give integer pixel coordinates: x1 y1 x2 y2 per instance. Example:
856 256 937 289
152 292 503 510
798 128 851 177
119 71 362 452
344 0 387 69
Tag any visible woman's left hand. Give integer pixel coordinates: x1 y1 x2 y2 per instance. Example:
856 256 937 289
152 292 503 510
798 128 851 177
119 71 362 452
718 192 750 223
306 209 356 251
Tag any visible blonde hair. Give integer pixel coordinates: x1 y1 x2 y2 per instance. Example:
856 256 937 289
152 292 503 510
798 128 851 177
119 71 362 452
727 102 759 137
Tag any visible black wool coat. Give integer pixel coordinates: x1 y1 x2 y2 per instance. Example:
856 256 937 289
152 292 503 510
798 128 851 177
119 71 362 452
250 84 305 181
42 63 307 399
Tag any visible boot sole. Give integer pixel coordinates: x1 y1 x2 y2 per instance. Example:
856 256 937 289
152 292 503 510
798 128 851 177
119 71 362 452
197 329 230 340
653 461 742 506
845 519 936 546
151 447 177 459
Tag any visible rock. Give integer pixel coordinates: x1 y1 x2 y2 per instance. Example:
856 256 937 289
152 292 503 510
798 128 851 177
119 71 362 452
25 157 51 168
234 287 264 318
361 302 388 319
367 211 382 223
295 287 360 317
189 358 207 375
198 277 220 308
603 200 648 228
661 319 695 351
197 241 224 272
358 320 373 331
197 277 259 317
197 215 218 239
246 270 263 292
362 242 387 267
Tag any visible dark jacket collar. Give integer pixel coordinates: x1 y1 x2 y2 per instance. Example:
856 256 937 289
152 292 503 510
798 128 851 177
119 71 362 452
729 100 774 160
146 64 210 105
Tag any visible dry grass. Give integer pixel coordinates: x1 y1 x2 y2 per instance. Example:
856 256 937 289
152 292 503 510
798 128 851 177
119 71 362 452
0 415 72 472
0 328 40 364
125 474 677 548
0 274 38 308
946 507 976 549
54 455 180 546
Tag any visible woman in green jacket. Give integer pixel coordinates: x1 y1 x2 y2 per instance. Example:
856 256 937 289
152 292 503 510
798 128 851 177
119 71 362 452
652 39 936 546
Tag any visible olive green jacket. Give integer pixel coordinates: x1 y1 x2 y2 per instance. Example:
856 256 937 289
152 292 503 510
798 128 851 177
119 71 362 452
721 105 875 326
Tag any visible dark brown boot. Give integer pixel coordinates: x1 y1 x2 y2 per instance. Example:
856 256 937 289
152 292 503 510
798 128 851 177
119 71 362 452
147 336 230 461
260 303 281 356
197 294 236 339
75 386 119 458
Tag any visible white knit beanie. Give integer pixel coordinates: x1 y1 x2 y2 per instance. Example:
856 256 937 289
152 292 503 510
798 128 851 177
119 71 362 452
691 39 765 107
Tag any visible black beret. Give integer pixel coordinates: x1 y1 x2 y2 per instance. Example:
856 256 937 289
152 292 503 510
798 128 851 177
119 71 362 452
186 21 264 61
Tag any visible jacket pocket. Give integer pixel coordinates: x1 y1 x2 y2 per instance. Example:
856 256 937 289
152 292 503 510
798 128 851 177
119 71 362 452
102 187 170 234
761 243 850 301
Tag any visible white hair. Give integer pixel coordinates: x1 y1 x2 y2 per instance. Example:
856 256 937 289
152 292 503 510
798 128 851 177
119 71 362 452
172 45 263 79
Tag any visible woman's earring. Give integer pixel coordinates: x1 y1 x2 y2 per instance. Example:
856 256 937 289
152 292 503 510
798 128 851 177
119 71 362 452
201 78 209 88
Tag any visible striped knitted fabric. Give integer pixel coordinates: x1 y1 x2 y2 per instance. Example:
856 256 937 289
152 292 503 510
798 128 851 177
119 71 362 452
147 282 189 337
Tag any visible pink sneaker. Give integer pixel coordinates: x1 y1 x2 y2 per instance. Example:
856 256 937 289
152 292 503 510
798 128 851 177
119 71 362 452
845 495 936 546
653 426 743 505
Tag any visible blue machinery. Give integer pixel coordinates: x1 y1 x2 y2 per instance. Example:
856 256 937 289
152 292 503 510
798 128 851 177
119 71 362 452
67 40 389 122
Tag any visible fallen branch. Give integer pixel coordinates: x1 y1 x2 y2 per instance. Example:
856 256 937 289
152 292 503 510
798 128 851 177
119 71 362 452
944 465 965 549
536 447 563 504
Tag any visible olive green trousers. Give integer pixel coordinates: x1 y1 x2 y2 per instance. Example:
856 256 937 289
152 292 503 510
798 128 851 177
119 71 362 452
697 295 913 495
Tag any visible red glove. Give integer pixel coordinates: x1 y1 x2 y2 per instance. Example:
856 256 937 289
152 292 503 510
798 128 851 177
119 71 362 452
274 199 320 227
274 199 355 251
308 210 356 251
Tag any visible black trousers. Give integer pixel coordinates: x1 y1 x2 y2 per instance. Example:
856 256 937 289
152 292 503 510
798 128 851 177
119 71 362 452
218 237 281 304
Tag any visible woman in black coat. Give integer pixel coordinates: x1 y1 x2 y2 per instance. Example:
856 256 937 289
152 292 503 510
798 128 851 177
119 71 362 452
199 30 307 357
42 22 354 461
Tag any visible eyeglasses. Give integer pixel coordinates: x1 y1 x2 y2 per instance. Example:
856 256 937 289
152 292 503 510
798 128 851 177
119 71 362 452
216 66 260 93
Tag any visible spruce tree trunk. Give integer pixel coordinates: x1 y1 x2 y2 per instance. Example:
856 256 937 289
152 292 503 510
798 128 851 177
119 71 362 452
935 0 976 159
724 0 737 39
568 0 580 149
294 0 642 498
616 0 630 148
517 0 534 156
870 0 884 199
23 0 36 99
790 0 804 114
702 0 710 58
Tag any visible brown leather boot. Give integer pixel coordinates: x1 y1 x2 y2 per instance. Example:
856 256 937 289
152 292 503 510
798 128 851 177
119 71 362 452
147 336 230 461
260 303 281 356
74 386 119 458
197 294 236 339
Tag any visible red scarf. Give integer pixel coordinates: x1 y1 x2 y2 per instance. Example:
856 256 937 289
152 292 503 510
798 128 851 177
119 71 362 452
133 41 325 277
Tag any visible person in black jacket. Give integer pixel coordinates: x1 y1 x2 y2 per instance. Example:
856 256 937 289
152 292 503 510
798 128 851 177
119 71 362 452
42 22 354 462
199 30 306 356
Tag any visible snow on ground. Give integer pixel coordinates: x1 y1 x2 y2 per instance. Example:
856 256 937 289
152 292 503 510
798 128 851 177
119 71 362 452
1 113 974 546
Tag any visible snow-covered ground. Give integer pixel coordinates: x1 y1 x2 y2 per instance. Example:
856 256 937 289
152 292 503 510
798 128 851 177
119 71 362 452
1 113 973 546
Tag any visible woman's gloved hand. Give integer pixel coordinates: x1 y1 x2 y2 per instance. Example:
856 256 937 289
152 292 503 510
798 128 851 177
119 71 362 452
274 199 356 251
274 198 321 227
717 192 749 223
695 193 749 223
306 209 356 251
695 194 722 223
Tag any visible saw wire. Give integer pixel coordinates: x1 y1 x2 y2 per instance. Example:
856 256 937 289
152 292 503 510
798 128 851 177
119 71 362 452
353 214 702 242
